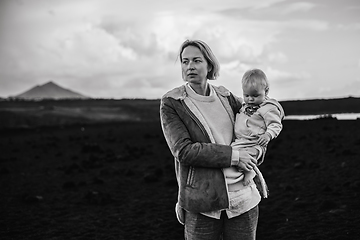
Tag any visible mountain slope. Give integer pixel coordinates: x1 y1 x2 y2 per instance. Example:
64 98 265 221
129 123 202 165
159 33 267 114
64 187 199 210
14 81 89 100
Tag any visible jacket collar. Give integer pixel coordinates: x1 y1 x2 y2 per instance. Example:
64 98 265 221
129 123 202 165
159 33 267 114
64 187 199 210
163 83 231 100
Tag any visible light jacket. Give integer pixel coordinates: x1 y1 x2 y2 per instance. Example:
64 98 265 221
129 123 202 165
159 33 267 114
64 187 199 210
233 98 285 165
160 84 242 215
252 98 284 139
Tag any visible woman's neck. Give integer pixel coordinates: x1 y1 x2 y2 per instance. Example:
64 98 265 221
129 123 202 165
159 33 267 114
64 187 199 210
188 82 210 96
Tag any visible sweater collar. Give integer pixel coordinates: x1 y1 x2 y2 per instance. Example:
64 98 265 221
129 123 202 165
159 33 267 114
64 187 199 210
185 83 216 102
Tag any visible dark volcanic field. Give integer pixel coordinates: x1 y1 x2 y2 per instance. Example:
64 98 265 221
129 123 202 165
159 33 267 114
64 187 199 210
1 119 360 239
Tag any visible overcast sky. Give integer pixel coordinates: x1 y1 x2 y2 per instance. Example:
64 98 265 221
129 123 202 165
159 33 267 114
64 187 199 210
0 0 359 100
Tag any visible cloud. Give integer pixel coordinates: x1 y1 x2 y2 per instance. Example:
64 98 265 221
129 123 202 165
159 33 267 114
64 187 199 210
264 67 310 83
267 52 288 63
336 23 360 31
281 2 316 14
313 80 360 99
285 19 329 31
0 0 296 74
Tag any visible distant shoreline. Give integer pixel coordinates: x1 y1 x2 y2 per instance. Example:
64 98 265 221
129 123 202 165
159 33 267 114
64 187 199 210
285 113 360 121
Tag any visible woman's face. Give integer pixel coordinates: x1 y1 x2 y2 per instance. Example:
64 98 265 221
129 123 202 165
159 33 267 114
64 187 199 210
181 46 209 85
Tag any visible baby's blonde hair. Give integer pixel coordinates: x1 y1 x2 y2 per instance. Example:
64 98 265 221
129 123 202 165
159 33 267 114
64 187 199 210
242 69 269 93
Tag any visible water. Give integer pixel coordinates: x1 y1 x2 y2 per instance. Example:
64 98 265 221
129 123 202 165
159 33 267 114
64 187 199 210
284 113 360 121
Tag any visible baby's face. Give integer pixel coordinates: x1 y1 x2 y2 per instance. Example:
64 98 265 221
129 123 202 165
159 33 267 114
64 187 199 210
242 84 267 106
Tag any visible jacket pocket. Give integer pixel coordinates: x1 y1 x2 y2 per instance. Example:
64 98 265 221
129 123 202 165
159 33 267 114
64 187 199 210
186 166 195 186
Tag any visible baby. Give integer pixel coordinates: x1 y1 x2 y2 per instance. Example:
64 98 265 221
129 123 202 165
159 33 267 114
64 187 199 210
231 69 285 197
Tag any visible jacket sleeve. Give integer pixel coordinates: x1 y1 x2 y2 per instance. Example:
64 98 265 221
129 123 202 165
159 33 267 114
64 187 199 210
160 96 233 168
228 92 243 115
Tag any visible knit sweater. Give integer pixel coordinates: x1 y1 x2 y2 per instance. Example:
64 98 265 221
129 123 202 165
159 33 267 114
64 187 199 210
185 83 261 219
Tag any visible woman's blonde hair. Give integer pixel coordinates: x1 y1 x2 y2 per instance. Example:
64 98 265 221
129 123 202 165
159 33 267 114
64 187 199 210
242 68 269 93
178 39 220 80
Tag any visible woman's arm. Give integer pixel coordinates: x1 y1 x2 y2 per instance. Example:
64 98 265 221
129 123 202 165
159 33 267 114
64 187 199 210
160 96 233 168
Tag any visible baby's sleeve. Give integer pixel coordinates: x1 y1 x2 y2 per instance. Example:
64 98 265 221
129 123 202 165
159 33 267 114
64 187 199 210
262 106 283 139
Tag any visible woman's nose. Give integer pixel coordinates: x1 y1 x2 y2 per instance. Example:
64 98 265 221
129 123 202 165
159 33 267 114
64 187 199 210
188 62 195 70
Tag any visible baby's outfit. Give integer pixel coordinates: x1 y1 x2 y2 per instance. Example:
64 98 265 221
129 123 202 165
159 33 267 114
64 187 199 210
225 98 285 197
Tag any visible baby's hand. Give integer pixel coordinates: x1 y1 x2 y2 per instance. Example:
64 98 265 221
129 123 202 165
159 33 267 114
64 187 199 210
258 133 271 147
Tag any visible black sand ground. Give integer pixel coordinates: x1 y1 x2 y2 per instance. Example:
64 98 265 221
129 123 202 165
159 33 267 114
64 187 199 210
1 119 359 239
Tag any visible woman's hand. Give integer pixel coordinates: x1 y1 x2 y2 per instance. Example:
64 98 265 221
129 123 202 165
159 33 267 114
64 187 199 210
237 149 257 171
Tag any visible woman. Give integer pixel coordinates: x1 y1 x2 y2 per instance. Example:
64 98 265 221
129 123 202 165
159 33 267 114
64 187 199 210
160 39 261 240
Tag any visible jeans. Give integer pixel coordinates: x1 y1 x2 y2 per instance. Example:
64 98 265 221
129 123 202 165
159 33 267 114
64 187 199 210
184 206 258 240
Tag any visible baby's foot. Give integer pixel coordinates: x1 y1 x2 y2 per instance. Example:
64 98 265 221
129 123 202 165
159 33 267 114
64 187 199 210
243 170 256 186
